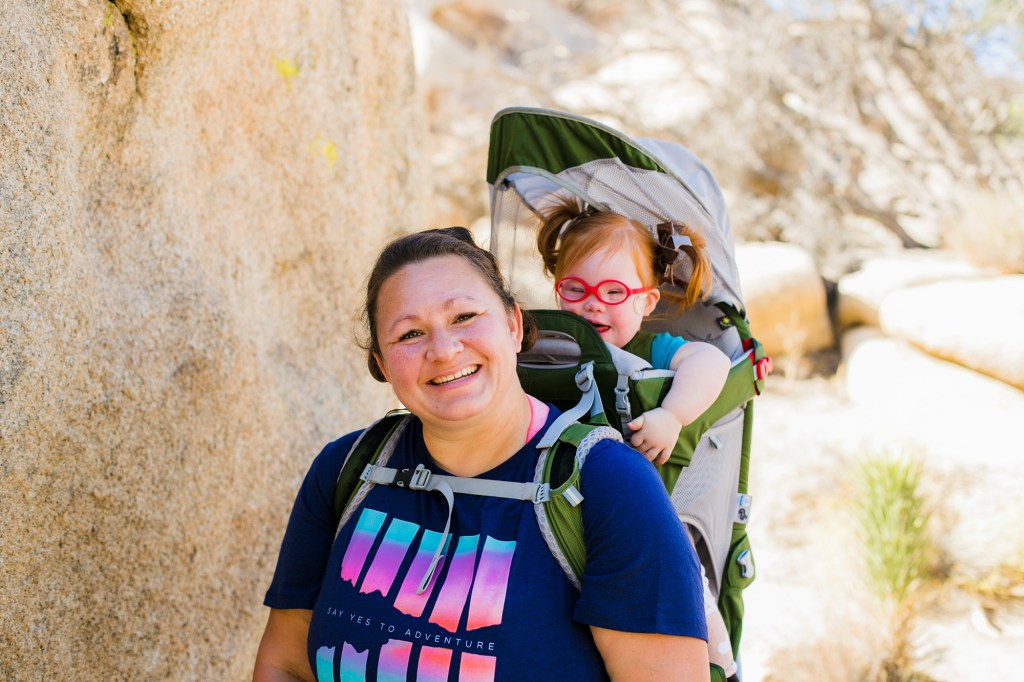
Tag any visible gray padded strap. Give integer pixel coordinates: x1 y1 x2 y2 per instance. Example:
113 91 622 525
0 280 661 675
417 478 453 594
575 425 624 463
358 463 456 594
361 463 549 503
361 462 551 594
604 342 652 376
604 343 653 436
614 373 632 437
336 416 411 535
537 362 601 448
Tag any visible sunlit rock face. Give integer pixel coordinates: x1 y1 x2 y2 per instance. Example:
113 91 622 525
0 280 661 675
1 1 420 678
736 241 834 360
878 276 1024 391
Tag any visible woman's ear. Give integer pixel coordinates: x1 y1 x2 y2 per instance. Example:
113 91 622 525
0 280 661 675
373 353 391 383
509 303 525 352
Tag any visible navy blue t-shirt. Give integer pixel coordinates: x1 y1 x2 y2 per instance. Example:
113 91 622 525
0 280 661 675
265 408 706 681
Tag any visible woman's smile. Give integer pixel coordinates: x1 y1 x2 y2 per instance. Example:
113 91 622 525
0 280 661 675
428 364 480 386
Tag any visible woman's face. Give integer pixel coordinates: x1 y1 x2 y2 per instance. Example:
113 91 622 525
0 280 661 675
557 246 659 349
373 255 524 429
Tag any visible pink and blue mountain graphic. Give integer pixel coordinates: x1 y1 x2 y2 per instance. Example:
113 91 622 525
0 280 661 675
315 507 516 681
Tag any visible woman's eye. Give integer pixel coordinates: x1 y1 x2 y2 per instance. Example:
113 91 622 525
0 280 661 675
454 312 477 323
398 329 423 341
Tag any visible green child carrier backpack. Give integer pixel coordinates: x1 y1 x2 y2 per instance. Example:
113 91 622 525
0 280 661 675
331 107 767 682
485 107 772 680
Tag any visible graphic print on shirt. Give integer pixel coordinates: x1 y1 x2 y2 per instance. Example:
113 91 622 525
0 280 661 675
315 507 516 682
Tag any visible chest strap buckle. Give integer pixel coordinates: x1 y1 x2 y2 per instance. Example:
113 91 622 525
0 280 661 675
393 464 432 490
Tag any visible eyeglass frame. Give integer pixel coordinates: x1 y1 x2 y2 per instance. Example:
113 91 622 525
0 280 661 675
554 276 656 306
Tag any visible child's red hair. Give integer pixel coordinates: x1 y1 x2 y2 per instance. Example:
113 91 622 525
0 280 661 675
536 196 711 309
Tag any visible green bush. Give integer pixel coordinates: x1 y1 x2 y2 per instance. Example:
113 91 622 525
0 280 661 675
854 450 940 681
854 451 934 606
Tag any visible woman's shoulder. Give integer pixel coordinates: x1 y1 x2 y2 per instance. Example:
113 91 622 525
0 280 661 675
582 437 660 484
315 428 365 468
293 429 363 502
313 414 427 479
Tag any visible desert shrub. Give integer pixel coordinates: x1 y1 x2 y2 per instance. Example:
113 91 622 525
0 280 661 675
856 452 934 603
854 448 939 681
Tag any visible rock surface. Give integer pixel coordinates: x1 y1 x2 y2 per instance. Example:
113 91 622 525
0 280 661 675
1 1 418 679
836 250 989 329
878 276 1024 390
735 242 834 362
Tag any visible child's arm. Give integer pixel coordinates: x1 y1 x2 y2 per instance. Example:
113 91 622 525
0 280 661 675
627 341 730 465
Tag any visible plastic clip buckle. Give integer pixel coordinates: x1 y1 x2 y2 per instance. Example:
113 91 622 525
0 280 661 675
394 464 431 490
614 387 630 414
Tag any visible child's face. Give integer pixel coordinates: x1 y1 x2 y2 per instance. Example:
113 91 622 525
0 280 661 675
557 247 660 348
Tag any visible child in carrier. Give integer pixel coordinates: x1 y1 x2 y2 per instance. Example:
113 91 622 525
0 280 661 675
537 196 739 680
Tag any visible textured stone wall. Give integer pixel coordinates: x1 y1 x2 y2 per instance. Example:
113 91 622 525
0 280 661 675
1 1 422 679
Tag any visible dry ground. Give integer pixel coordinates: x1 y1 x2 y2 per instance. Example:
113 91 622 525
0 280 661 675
740 371 1024 681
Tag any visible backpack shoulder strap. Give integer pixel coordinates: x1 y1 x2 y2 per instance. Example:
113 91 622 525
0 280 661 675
333 408 622 592
333 410 411 530
715 301 772 395
533 421 623 590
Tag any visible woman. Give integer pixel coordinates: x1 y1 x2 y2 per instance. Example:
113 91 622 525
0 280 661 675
253 227 710 681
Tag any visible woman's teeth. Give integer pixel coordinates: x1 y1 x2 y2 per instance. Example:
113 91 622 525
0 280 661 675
430 366 479 385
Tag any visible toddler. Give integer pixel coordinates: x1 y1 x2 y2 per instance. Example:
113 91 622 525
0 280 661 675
537 197 738 680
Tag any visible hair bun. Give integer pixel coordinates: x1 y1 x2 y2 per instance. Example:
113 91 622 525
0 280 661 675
430 226 476 246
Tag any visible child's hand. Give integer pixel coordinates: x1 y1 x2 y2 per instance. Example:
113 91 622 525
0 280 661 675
626 407 682 466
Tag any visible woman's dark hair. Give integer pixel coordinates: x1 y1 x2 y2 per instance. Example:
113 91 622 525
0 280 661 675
360 227 537 382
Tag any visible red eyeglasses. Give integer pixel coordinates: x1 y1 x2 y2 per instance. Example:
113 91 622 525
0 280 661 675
555 277 655 305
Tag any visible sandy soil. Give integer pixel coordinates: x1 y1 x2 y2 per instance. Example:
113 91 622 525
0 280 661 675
739 373 1024 681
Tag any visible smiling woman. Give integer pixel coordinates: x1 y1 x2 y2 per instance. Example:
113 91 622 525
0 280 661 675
252 227 711 682
370 254 529 474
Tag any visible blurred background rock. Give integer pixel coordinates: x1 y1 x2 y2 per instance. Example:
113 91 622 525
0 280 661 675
2 1 420 679
2 0 1022 679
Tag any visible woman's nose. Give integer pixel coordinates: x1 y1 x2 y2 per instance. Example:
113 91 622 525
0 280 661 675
425 329 462 361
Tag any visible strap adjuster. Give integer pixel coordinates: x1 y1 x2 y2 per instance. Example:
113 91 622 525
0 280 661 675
394 464 432 490
614 386 629 413
742 337 772 392
574 362 594 392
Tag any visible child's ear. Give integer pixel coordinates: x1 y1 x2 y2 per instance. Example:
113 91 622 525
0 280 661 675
642 288 661 316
